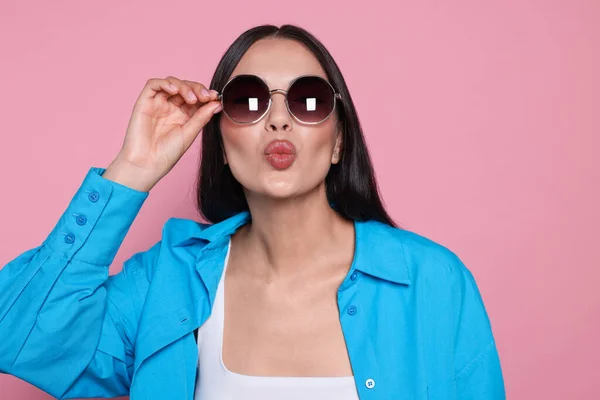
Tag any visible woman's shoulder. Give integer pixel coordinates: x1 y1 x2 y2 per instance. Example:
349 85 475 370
361 219 474 285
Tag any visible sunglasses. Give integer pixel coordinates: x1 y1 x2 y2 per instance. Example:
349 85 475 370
217 74 342 124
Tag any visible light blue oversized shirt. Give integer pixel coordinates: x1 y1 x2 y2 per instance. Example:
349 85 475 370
0 167 505 399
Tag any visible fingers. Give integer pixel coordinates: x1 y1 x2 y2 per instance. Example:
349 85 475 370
164 93 187 107
180 100 223 146
167 79 220 117
164 77 199 104
140 76 219 106
137 76 223 147
139 78 179 102
183 80 219 104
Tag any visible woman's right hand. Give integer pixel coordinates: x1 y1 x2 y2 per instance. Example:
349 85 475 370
103 76 223 192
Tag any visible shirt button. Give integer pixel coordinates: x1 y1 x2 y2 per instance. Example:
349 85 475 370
64 233 75 244
350 271 358 281
75 215 87 226
88 191 100 203
347 305 357 316
365 378 375 389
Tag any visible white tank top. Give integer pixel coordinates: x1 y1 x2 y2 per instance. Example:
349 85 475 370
194 239 360 400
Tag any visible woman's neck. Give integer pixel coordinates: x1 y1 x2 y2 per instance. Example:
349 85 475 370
233 186 355 280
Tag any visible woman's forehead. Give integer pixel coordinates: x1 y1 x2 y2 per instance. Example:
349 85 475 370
230 38 328 88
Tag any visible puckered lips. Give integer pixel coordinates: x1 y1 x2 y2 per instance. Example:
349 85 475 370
264 140 296 170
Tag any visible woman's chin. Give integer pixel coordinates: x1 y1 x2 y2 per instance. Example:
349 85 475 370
237 172 324 201
260 184 299 199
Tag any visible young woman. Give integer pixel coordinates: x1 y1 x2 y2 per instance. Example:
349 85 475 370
0 25 505 399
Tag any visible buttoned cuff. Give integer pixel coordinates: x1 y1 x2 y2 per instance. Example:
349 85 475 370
43 167 149 265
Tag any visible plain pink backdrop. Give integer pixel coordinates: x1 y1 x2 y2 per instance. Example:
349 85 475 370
1 0 598 399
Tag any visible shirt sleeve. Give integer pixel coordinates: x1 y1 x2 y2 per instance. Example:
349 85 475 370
451 254 506 399
0 167 148 399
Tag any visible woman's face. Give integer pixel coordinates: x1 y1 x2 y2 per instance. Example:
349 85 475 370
219 38 342 200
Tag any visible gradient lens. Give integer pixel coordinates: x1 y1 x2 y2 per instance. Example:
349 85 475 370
287 76 336 123
222 75 270 123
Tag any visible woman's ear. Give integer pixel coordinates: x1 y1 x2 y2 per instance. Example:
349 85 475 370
331 130 343 164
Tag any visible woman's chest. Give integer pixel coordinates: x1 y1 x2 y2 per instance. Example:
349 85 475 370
222 265 354 377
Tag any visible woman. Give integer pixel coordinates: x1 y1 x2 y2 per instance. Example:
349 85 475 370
0 24 505 399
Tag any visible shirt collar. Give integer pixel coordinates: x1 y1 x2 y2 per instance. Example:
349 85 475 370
170 211 411 285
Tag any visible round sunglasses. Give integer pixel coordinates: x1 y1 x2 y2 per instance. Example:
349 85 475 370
217 74 342 125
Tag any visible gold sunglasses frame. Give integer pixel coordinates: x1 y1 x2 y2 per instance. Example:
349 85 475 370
216 74 343 125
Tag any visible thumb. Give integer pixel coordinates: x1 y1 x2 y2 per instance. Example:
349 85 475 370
181 101 223 143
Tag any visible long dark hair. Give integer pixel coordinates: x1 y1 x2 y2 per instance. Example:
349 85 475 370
196 24 398 228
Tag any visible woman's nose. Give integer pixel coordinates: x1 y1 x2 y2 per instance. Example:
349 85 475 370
264 91 292 131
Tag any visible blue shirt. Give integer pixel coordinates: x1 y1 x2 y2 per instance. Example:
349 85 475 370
0 167 505 399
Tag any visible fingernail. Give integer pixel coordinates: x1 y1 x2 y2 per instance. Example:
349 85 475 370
210 89 219 96
187 92 197 101
201 88 210 97
212 103 223 114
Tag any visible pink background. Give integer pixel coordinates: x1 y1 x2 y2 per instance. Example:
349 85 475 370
1 0 598 399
